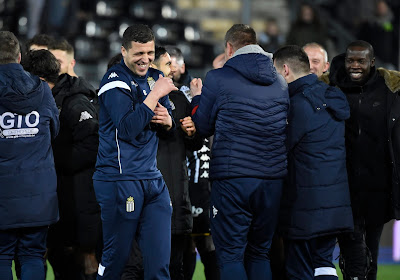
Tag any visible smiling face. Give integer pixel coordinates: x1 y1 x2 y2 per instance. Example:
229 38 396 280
122 40 155 77
157 53 172 78
345 46 375 85
303 46 329 77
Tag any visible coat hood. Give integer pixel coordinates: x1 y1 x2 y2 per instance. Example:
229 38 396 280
224 44 277 85
0 63 44 114
52 74 96 106
290 74 350 121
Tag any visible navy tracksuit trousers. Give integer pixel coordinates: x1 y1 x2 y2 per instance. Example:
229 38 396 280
210 178 283 280
94 178 172 280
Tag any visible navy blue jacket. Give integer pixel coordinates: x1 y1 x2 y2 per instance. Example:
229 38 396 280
94 60 173 181
0 63 59 229
191 46 289 180
279 74 353 239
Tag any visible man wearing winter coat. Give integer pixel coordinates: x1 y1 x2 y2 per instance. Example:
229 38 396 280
273 45 353 280
190 24 289 280
0 31 59 280
321 40 400 280
23 49 101 279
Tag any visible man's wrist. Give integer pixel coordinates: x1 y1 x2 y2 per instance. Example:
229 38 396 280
164 116 173 131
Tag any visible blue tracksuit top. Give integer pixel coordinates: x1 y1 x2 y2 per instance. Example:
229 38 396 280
94 60 173 181
191 46 289 180
0 63 59 229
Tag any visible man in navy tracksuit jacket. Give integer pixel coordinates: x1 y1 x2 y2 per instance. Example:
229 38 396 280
93 24 177 279
190 24 289 280
273 45 354 279
0 31 59 280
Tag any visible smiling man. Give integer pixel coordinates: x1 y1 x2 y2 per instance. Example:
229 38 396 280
321 40 400 280
303 42 330 77
94 24 178 280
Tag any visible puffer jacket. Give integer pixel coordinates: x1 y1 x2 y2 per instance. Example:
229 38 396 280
279 74 353 239
191 45 289 180
0 63 59 229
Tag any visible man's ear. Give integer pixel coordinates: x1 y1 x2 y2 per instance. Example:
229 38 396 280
371 57 375 68
226 42 235 59
121 46 127 57
283 64 290 77
324 61 330 72
17 53 21 63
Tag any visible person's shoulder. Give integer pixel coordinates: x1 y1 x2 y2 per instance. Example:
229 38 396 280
169 90 189 103
319 72 330 85
204 68 226 82
101 64 130 84
99 64 133 95
148 67 163 78
377 67 400 93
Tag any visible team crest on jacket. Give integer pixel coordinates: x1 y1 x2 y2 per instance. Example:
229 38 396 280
126 196 135 212
147 77 156 90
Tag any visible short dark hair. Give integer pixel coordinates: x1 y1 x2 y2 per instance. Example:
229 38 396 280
122 24 155 50
225 24 257 50
273 45 310 75
25 34 55 51
107 53 123 70
154 46 168 64
24 50 60 85
346 40 374 59
49 38 74 56
165 45 184 65
0 31 20 64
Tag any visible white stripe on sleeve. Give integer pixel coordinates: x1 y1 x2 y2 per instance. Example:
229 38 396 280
98 80 131 96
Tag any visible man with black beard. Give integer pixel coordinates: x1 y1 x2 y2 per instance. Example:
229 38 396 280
321 40 400 280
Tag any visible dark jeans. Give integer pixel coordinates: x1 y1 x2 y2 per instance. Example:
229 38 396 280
338 217 385 280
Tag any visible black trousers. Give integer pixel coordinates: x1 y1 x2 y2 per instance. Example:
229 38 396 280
338 217 385 280
183 235 219 280
121 234 189 280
